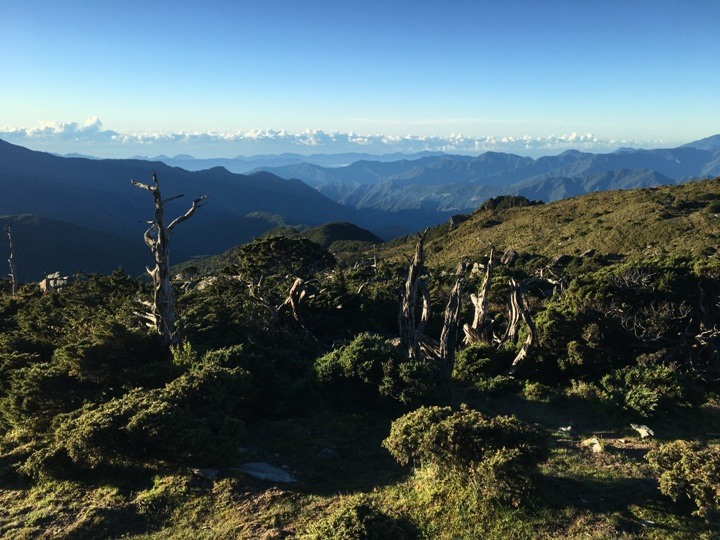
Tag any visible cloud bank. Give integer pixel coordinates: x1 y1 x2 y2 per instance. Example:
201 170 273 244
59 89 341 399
1 117 675 159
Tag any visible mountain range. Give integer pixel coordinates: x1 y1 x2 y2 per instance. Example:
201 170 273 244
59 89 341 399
250 139 720 212
3 134 720 281
129 151 446 173
0 140 448 281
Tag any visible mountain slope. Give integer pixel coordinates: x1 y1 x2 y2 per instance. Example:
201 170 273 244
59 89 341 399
381 178 720 266
256 137 719 213
1 139 448 273
0 215 147 282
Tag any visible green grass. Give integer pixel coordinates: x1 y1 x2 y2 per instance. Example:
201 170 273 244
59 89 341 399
2 391 718 538
380 178 720 269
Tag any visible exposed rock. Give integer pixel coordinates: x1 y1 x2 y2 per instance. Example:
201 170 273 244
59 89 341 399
630 423 654 439
233 462 297 483
581 437 603 453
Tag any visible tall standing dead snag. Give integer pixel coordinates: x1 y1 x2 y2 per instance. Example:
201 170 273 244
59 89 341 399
131 172 206 346
439 261 468 381
399 229 429 359
463 245 494 344
5 221 17 295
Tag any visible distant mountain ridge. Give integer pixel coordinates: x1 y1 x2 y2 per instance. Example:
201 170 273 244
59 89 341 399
130 150 446 174
4 134 719 280
251 136 720 212
0 139 450 280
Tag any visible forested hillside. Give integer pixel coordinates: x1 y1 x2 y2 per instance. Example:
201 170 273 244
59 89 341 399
1 180 719 538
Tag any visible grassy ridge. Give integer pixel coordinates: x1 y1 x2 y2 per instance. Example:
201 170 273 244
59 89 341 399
381 178 720 267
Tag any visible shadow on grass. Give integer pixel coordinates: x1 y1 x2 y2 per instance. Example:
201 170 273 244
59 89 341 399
537 473 656 513
231 411 408 497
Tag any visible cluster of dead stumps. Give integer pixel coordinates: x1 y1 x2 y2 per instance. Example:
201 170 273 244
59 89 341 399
395 230 563 382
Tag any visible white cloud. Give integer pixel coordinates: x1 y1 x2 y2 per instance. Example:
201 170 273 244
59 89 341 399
0 117 676 158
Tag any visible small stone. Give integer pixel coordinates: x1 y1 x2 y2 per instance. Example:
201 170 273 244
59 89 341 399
233 463 297 483
630 423 654 439
191 468 220 481
581 437 603 453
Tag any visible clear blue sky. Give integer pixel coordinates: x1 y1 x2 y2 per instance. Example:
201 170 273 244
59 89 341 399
1 0 719 156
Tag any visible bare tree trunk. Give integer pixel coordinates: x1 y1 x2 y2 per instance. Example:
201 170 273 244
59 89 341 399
503 278 523 344
464 246 494 344
5 222 17 295
439 262 467 381
416 279 431 336
399 229 428 359
472 246 493 330
510 305 537 372
279 277 307 323
132 172 206 346
502 276 554 373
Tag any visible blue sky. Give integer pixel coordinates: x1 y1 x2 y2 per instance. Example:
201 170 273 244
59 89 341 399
1 0 719 157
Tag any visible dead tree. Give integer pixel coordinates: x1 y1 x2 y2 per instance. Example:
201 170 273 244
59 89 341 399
502 277 556 373
131 172 206 346
399 229 429 359
508 279 537 372
439 261 468 380
5 222 17 295
463 245 494 344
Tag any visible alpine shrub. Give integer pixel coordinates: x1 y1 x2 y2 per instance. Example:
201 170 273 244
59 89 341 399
646 440 720 520
382 405 547 503
315 333 433 406
301 496 418 540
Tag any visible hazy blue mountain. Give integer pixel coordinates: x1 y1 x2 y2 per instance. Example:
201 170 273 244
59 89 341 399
258 136 719 212
0 139 450 279
508 169 678 201
681 134 720 151
701 148 720 177
148 150 446 174
316 169 679 212
318 181 495 212
249 155 475 187
0 139 351 242
0 214 147 282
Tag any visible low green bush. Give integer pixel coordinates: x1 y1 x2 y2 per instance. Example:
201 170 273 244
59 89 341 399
27 365 250 474
601 361 690 418
301 496 418 540
315 333 433 406
453 343 519 395
382 405 547 504
453 343 510 381
522 381 559 403
646 440 720 520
